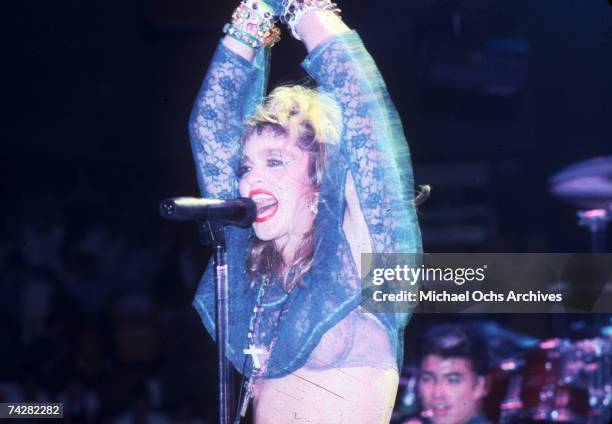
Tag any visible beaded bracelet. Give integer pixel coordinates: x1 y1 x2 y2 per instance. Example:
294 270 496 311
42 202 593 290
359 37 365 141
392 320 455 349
224 0 281 49
280 0 341 41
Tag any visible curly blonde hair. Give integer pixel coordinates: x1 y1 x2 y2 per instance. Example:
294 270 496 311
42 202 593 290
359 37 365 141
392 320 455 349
241 85 342 291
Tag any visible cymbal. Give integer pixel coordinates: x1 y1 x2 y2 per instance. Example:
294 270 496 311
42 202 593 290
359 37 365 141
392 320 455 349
549 156 612 209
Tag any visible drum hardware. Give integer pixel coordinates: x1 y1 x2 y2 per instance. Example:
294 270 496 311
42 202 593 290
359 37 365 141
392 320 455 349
549 156 612 253
577 208 611 253
497 335 611 423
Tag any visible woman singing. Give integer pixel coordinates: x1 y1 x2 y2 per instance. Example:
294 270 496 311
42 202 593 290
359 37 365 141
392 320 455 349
189 0 422 422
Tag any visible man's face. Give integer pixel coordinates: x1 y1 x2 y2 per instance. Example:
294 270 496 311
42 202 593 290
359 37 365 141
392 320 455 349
418 355 488 424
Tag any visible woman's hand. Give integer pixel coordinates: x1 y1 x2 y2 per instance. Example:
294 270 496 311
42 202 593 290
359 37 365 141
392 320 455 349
223 0 281 62
292 6 350 52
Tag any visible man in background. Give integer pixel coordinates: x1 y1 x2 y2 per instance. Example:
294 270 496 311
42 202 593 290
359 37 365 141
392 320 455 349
417 324 491 424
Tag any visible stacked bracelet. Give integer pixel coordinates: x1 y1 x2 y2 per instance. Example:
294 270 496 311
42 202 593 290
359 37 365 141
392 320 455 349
224 0 281 49
280 0 341 41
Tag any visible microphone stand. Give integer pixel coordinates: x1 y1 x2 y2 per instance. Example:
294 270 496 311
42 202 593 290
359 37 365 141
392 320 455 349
160 196 256 424
199 219 234 424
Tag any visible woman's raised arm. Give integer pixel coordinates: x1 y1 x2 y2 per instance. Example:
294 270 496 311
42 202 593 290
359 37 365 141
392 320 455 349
296 9 422 262
188 45 253 199
188 0 280 199
189 1 283 373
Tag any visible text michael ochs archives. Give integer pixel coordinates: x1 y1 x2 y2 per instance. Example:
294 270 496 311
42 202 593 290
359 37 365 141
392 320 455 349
360 253 612 313
371 288 563 303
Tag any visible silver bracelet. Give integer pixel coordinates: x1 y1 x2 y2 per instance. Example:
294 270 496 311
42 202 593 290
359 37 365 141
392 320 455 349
281 0 341 41
224 0 281 49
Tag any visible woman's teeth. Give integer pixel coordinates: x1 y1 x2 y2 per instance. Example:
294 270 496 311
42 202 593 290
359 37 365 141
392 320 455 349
251 193 278 220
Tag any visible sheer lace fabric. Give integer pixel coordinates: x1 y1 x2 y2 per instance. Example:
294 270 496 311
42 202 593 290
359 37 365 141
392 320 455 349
190 31 422 379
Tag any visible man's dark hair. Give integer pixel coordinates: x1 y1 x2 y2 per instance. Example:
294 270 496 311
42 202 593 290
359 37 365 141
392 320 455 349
420 324 490 376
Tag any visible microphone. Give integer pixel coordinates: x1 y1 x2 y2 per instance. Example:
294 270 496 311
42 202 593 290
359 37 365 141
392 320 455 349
159 197 256 228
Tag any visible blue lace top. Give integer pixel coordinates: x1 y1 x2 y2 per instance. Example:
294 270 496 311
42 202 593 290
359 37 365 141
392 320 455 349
189 31 422 379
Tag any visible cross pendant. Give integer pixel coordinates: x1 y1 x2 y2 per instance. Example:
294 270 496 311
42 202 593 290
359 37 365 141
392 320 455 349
243 344 265 369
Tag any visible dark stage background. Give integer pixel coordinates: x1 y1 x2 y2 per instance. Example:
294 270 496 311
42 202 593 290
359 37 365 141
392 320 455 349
2 1 611 422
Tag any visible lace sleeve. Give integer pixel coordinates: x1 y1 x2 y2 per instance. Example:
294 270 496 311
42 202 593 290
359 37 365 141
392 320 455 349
292 30 422 374
188 42 269 199
189 43 270 373
301 31 422 255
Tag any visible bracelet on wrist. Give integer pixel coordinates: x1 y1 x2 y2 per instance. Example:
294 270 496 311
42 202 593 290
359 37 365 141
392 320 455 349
224 0 281 49
280 0 341 41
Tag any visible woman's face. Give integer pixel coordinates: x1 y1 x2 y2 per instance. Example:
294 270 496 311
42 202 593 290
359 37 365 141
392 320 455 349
238 129 316 252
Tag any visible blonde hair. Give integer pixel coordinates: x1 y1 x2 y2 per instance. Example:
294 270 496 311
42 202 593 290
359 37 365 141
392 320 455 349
242 85 342 291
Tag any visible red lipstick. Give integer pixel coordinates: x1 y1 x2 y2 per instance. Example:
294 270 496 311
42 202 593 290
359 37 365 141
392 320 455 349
249 189 279 223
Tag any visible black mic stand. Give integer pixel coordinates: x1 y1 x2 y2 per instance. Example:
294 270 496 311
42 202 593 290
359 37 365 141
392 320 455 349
160 196 256 424
199 219 233 424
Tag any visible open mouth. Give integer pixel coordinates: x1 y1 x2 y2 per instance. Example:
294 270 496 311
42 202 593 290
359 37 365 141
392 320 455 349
249 189 279 223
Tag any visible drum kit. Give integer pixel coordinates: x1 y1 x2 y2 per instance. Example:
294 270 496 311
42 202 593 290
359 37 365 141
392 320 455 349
394 157 612 423
492 157 612 423
496 332 612 423
548 156 612 252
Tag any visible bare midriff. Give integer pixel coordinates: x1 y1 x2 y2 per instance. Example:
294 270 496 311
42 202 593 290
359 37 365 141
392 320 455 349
252 366 399 424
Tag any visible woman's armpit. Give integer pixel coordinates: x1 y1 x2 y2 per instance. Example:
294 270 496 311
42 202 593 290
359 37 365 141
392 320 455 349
343 170 372 275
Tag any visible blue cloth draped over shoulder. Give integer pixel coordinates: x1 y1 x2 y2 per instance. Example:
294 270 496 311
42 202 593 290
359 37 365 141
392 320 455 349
189 31 422 379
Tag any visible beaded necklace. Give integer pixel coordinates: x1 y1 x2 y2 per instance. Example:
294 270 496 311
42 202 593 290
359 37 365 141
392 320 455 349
239 276 293 417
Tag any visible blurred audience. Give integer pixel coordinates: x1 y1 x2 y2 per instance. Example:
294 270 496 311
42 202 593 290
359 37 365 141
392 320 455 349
0 188 213 422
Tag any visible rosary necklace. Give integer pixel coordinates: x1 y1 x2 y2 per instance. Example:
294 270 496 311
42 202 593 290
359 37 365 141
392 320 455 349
239 276 292 417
